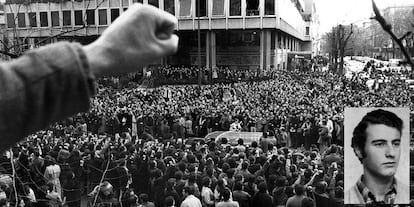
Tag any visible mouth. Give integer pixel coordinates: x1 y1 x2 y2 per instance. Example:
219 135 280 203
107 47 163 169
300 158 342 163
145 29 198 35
383 162 396 167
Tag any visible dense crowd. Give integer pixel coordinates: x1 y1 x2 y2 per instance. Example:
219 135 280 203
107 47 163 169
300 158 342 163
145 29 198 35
0 67 412 207
143 65 278 86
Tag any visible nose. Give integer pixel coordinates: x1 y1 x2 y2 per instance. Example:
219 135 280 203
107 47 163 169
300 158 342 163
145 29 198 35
385 143 397 158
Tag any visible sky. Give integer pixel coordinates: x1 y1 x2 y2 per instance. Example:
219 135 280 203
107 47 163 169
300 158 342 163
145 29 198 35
314 0 414 34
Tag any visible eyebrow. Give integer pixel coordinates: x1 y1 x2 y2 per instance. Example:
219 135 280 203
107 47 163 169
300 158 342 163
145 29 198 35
371 139 401 144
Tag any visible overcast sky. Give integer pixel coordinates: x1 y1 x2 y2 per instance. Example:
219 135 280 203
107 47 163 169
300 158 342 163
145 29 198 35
314 0 414 34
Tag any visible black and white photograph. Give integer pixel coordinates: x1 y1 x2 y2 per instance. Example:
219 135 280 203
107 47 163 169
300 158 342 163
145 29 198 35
0 0 413 206
344 107 410 205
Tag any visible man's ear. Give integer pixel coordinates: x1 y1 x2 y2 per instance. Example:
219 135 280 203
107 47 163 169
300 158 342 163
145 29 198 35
354 147 364 160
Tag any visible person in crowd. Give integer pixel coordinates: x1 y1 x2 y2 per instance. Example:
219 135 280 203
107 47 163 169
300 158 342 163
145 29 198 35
139 193 156 207
286 184 306 207
251 182 272 207
165 196 176 207
201 177 215 207
232 181 250 207
180 186 202 207
216 189 239 207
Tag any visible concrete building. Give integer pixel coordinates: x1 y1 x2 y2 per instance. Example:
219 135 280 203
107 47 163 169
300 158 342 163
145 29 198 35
4 0 319 70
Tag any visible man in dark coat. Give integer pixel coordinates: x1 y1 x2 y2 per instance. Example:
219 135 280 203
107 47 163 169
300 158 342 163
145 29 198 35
251 182 273 207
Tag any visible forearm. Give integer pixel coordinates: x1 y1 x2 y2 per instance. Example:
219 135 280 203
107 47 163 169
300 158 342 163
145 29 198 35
0 42 95 153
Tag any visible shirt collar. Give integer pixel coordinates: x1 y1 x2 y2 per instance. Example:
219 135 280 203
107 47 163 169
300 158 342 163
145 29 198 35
356 175 397 204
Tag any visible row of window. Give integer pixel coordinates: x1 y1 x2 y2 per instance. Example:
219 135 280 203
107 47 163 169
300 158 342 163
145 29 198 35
6 0 276 28
7 8 122 28
177 0 275 17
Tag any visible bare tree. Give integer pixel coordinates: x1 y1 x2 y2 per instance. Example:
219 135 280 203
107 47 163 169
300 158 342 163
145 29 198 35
322 24 353 74
337 24 353 74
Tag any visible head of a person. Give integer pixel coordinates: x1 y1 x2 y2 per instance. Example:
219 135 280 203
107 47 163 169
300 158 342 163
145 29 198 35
139 193 149 203
202 177 211 188
294 184 305 196
351 109 403 179
221 189 231 201
234 181 243 191
335 186 344 199
315 181 327 194
183 186 194 197
165 196 175 207
301 197 315 207
258 182 268 193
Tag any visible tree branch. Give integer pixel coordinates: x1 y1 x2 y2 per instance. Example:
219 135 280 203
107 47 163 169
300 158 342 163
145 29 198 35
372 0 414 76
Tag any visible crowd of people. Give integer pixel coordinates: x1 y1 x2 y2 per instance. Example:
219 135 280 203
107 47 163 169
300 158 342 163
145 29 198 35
123 65 278 86
0 67 412 207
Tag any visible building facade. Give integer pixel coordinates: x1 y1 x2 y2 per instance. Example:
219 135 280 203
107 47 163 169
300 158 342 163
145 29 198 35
4 0 319 70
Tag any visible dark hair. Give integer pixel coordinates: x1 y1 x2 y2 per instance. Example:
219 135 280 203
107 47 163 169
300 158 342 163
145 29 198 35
258 182 267 193
294 184 305 196
335 186 344 198
301 197 314 207
183 186 194 195
174 171 183 180
221 189 231 201
234 181 243 191
165 196 175 206
275 176 287 187
241 161 249 169
139 193 149 202
238 139 244 145
202 177 210 187
351 109 403 161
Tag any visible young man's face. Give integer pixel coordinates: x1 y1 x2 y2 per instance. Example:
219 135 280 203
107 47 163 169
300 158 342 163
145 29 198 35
360 124 401 178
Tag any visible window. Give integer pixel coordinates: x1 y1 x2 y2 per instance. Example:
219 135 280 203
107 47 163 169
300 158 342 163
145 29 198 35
7 13 15 28
29 12 36 27
63 11 71 26
179 0 191 17
195 0 207 17
98 9 107 25
246 0 259 16
75 10 83 25
86 9 95 25
229 0 241 16
148 0 159 7
40 12 48 27
212 0 224 16
110 0 120 7
306 26 310 35
111 8 120 22
265 0 274 15
164 0 175 15
122 0 128 6
17 13 26 28
51 11 59 27
132 0 143 2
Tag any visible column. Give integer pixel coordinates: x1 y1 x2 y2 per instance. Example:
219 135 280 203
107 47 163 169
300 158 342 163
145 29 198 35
274 31 279 69
260 30 264 71
211 31 216 69
265 30 271 70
